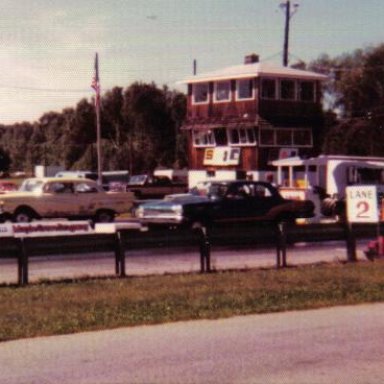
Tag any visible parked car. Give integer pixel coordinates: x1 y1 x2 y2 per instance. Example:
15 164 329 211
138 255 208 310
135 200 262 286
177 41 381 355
0 177 134 223
55 170 130 191
134 180 315 229
0 181 18 193
126 174 188 199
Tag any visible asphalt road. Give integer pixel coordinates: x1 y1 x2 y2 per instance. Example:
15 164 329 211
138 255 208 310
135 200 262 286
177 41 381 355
0 240 370 284
1 302 383 384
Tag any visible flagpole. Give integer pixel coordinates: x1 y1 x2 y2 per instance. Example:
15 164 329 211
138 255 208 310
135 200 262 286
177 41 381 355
92 53 102 186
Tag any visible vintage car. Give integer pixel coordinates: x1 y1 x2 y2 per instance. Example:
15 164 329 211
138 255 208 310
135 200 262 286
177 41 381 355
134 180 315 229
126 174 188 199
0 177 134 223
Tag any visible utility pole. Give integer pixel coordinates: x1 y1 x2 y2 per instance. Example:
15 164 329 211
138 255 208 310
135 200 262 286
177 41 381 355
91 53 102 185
280 1 299 67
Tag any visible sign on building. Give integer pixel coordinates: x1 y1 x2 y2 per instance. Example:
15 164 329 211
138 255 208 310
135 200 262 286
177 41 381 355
346 185 379 223
204 147 240 166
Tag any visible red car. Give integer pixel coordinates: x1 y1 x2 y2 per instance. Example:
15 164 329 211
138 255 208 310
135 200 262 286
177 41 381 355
0 182 18 193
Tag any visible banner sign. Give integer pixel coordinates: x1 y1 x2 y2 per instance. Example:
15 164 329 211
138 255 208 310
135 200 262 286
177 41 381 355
0 223 14 237
279 189 306 201
94 222 144 233
0 220 145 237
11 221 93 238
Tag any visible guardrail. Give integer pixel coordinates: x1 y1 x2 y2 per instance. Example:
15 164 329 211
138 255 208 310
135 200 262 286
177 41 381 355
0 221 379 286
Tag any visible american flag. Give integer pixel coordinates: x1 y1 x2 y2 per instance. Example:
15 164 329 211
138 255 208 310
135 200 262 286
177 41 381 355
91 53 100 108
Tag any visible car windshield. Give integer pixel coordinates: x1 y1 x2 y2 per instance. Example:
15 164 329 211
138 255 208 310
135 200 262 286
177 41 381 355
19 179 44 192
207 184 229 198
128 175 147 185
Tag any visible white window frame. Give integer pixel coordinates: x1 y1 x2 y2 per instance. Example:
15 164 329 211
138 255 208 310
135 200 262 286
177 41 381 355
192 129 216 147
228 127 257 146
236 78 255 101
192 83 209 105
214 81 231 103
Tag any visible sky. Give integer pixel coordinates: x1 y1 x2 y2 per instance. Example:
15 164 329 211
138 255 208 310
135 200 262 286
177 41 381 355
0 0 383 124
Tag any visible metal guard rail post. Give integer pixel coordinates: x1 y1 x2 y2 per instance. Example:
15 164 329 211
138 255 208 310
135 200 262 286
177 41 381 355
276 222 288 269
0 222 380 286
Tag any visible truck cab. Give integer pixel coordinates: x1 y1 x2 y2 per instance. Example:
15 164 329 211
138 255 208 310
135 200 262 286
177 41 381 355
127 174 188 199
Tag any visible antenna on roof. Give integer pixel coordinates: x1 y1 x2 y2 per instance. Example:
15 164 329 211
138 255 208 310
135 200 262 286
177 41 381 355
193 59 197 75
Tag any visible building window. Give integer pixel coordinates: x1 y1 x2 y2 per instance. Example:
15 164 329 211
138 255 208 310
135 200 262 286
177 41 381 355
276 129 292 145
214 81 231 102
261 78 276 99
236 78 254 100
214 128 228 146
192 129 215 147
280 79 296 100
259 127 312 147
228 127 257 146
293 129 313 146
192 83 209 104
299 81 315 102
260 129 275 146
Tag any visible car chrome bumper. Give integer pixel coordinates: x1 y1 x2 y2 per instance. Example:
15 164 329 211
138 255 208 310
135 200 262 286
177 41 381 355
138 215 184 224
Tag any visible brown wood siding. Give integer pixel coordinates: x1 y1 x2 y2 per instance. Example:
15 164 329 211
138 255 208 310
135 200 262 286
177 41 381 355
187 78 259 121
209 100 258 120
187 98 259 121
259 99 323 124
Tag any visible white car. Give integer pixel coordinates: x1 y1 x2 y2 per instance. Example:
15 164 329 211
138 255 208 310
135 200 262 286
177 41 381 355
0 177 134 223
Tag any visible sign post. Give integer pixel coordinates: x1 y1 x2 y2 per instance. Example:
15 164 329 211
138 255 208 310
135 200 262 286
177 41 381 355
346 186 379 261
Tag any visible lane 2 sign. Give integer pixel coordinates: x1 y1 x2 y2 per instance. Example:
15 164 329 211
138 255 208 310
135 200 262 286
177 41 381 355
346 186 379 223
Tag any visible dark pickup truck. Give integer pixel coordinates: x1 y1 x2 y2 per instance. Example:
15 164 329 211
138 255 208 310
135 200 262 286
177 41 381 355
126 174 188 199
134 180 315 229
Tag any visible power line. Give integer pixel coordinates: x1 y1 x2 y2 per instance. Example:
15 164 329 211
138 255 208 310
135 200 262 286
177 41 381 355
0 84 90 93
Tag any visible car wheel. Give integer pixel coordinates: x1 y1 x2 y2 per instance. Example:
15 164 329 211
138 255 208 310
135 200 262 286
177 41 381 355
14 209 34 223
191 221 209 235
95 210 115 223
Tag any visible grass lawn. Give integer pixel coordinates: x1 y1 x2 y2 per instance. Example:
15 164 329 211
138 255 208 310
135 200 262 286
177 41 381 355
1 260 384 342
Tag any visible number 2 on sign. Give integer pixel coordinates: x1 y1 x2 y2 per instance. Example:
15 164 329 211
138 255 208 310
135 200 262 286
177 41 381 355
356 201 370 218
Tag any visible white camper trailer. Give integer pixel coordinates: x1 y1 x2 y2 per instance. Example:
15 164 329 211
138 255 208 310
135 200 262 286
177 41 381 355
271 155 384 221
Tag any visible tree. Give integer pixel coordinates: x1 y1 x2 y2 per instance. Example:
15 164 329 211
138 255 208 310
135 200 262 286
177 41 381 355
0 81 187 173
122 82 183 174
309 45 384 119
64 99 96 170
309 44 384 155
0 147 11 173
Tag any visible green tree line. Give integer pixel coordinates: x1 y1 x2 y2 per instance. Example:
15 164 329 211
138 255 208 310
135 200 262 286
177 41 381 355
2 43 384 174
308 43 384 156
0 82 188 174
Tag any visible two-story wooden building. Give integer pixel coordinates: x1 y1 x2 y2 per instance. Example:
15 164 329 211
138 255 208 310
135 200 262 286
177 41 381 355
180 54 327 186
